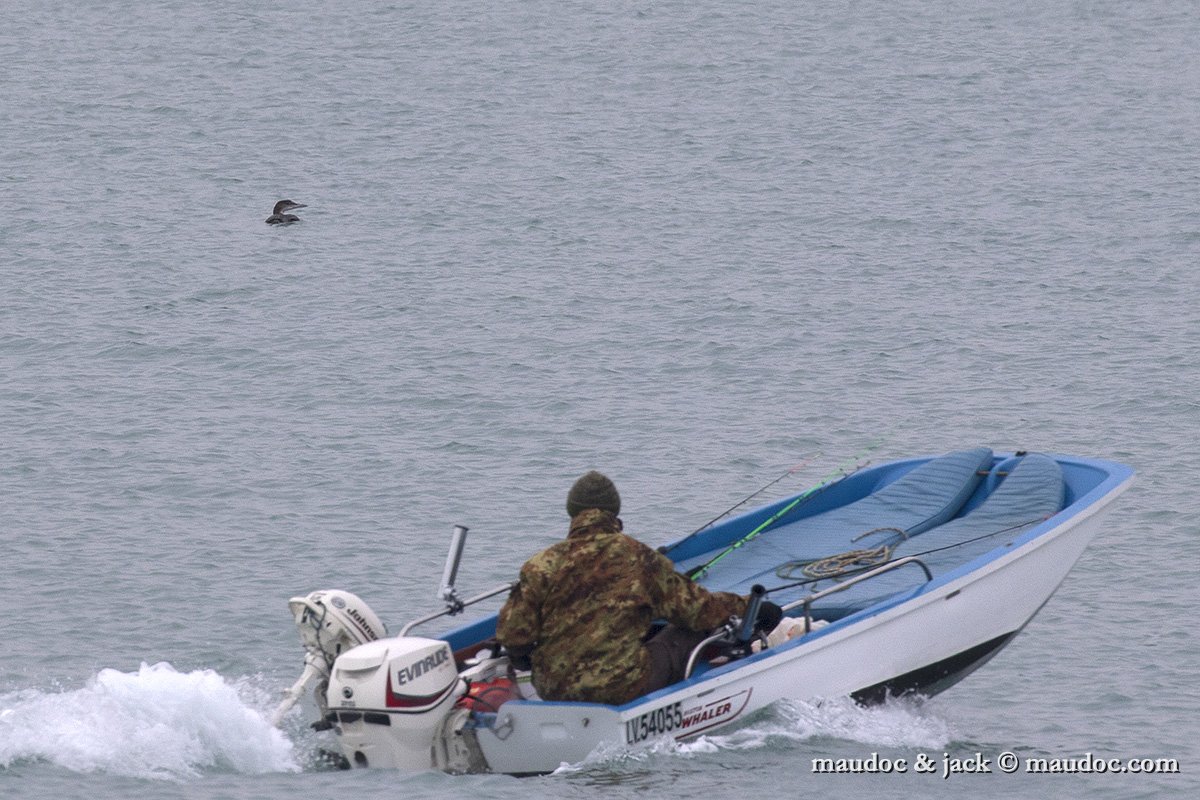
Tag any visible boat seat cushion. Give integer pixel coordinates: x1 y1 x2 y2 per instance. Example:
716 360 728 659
804 453 1066 617
893 453 1065 558
691 447 994 596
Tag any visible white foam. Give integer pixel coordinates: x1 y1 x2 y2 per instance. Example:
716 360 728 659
0 662 300 780
556 695 952 773
678 695 953 753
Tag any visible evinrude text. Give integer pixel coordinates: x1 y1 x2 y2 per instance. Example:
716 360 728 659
395 648 451 685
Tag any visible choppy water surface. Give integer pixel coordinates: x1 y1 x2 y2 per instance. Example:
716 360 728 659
2 1 1197 797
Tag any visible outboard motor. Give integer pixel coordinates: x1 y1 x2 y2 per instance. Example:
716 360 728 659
276 526 517 771
325 636 467 769
271 590 387 727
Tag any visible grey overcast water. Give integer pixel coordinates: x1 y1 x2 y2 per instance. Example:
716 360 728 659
2 1 1197 798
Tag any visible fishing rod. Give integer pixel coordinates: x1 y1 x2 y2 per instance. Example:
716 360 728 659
693 453 821 533
686 439 887 581
659 453 821 558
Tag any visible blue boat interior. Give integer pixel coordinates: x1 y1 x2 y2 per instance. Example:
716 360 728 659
441 449 1078 655
679 448 1068 619
429 449 1136 712
439 449 1107 678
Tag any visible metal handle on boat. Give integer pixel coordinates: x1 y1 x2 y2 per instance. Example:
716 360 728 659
781 556 933 634
440 525 470 605
684 584 767 679
400 581 516 636
399 524 519 636
736 584 766 643
683 558 932 679
683 625 739 680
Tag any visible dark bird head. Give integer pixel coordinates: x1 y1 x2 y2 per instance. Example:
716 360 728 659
266 199 307 224
272 199 306 215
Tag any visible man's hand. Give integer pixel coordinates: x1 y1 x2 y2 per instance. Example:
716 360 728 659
504 643 534 672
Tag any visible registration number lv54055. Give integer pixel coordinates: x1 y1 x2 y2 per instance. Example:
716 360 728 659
625 702 683 743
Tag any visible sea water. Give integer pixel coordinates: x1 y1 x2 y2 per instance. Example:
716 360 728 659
2 1 1196 797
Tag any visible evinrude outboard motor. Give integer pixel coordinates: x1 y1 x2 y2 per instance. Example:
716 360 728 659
271 590 387 727
324 635 471 769
275 525 517 771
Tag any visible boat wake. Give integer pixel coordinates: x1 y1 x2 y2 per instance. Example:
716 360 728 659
684 695 953 751
0 662 952 782
0 662 300 780
555 695 952 775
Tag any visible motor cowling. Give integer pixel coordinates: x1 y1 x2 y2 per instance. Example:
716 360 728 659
272 590 388 728
326 636 466 770
288 589 386 669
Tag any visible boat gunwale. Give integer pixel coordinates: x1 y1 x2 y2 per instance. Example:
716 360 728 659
437 453 1135 715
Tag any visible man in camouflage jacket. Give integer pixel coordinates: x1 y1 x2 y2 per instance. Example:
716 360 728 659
496 471 750 705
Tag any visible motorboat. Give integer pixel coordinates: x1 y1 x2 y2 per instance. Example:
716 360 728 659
272 448 1134 774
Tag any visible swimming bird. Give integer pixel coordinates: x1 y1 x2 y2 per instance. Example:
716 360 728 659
266 199 307 225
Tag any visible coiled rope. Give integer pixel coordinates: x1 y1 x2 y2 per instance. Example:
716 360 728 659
766 516 1051 592
775 527 908 580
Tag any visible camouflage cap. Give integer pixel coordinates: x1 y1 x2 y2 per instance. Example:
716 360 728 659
566 471 621 518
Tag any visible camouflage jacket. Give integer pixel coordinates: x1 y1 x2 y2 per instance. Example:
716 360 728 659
496 509 746 705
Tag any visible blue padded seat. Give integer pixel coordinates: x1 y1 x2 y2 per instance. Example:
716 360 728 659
692 447 994 597
801 453 1066 618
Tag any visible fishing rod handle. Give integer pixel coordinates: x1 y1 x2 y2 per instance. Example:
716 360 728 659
736 584 767 642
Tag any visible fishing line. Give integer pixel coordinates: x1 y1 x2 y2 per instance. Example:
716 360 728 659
660 453 822 559
690 452 821 534
762 515 1051 595
686 438 888 581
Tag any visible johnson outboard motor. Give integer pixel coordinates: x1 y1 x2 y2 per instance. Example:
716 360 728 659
271 589 387 727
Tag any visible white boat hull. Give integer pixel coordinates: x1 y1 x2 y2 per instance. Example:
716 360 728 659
280 451 1133 774
472 494 1120 774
